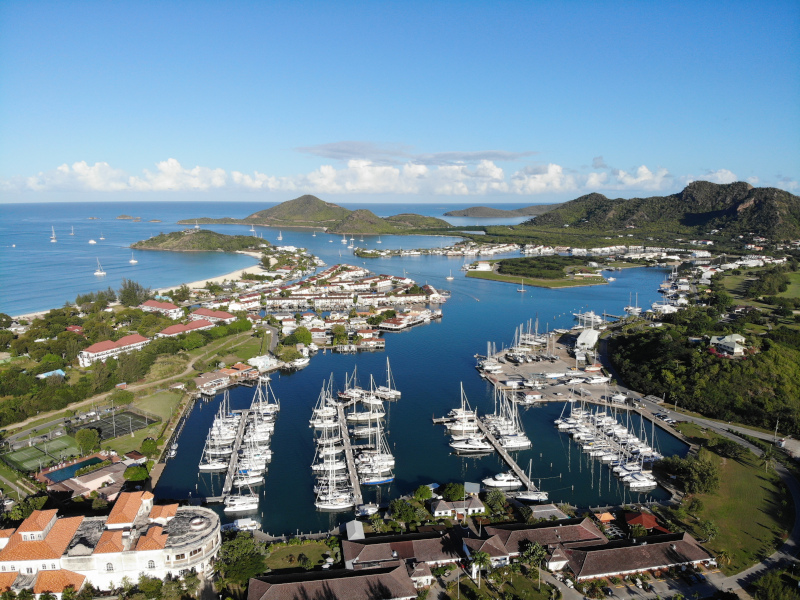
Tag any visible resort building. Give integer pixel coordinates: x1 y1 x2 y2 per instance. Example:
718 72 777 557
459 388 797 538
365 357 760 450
156 319 215 338
0 493 221 596
188 308 236 324
139 300 183 320
77 334 151 368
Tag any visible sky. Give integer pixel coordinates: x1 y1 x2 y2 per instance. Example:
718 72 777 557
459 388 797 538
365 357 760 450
0 0 798 204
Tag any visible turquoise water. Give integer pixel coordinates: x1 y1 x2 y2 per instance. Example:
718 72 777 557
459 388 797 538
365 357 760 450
46 457 102 482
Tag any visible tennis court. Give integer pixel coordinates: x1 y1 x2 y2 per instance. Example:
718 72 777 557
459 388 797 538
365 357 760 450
3 436 82 472
71 410 157 440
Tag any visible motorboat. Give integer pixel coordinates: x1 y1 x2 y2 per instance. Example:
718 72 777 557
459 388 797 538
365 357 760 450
223 493 259 513
355 503 379 517
221 518 260 532
450 436 493 453
482 472 522 488
516 490 549 502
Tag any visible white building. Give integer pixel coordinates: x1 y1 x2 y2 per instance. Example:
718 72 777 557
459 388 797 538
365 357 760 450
139 300 183 320
188 308 236 324
78 334 151 368
0 493 221 597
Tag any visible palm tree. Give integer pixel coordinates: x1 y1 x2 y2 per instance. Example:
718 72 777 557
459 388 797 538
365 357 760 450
760 447 776 473
521 541 547 590
472 551 491 588
716 549 732 567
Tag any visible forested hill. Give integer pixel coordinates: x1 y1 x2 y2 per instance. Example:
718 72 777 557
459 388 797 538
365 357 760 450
131 229 265 252
178 194 454 234
525 181 800 239
444 204 560 217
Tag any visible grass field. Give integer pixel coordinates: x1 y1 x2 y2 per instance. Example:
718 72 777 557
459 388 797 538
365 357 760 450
449 571 552 600
133 391 182 422
672 424 792 574
466 270 608 288
264 542 332 571
778 271 800 298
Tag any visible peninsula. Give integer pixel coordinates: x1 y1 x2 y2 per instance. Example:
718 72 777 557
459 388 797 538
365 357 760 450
444 203 560 217
131 228 267 252
178 194 451 235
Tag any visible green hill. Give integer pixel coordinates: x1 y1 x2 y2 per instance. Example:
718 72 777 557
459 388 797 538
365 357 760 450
384 213 451 228
328 209 401 234
245 194 351 225
526 182 800 239
131 229 265 252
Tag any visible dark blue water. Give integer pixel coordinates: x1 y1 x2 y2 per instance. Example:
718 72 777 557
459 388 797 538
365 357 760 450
155 260 688 536
46 457 102 482
0 201 516 316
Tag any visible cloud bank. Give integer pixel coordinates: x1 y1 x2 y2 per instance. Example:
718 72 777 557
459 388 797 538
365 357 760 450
2 154 796 196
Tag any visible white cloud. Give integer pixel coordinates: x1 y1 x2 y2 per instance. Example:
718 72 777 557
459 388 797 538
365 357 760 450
2 156 786 198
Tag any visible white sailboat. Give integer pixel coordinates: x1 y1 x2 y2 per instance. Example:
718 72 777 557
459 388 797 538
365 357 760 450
129 252 138 264
194 220 200 229
312 230 317 237
517 278 525 293
50 227 57 243
277 231 283 241
70 226 75 236
375 358 401 400
446 270 454 281
94 259 106 276
99 232 105 240
341 234 347 244
376 236 382 244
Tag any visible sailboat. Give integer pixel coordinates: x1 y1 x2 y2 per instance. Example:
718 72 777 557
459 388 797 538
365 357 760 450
341 234 347 244
624 293 642 316
515 459 549 502
129 252 138 265
375 358 401 400
94 259 106 276
70 226 75 236
99 232 105 240
224 484 259 513
376 236 382 244
517 278 525 293
50 227 57 243
250 224 255 232
446 270 454 281
277 231 283 241
312 230 316 237
194 220 200 229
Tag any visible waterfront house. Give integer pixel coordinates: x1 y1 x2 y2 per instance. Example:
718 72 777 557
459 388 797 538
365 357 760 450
430 497 485 518
139 300 183 320
78 334 150 368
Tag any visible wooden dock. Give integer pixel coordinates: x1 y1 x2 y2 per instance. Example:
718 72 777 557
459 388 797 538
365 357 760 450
335 404 364 506
474 418 541 493
220 409 252 496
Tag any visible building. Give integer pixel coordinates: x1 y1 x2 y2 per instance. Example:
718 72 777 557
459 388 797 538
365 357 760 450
78 334 150 368
429 497 485 518
710 334 746 356
0 493 221 596
188 308 236 324
156 319 215 338
139 300 183 320
342 532 462 571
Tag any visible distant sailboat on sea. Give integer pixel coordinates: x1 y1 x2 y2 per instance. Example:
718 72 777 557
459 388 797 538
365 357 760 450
70 226 75 236
94 259 106 276
446 270 454 281
129 252 138 265
99 232 105 240
377 236 382 244
277 231 283 241
50 227 57 243
194 220 200 229
517 278 525 293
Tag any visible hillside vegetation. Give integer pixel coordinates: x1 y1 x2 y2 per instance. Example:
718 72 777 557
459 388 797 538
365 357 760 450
131 229 265 252
246 194 352 225
383 213 451 228
528 181 800 239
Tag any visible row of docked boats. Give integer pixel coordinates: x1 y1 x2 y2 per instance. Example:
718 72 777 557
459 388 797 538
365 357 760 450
310 365 400 511
197 376 280 513
555 400 660 490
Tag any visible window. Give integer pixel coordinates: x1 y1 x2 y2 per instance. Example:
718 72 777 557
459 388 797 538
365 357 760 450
1 566 5 572
42 564 47 570
148 560 155 569
190 548 202 557
26 568 32 574
175 553 185 560
51 564 56 570
9 567 14 572
106 563 114 572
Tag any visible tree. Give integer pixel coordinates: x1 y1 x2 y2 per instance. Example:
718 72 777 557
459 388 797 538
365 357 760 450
441 483 465 502
215 533 267 586
521 541 547 591
298 553 310 569
16 591 33 600
389 499 417 523
414 485 433 501
137 574 162 599
699 520 720 542
140 437 158 458
124 465 149 481
61 588 77 600
92 496 108 511
716 549 732 566
486 489 506 514
75 428 100 455
471 551 491 588
630 523 648 538
118 279 152 307
761 447 776 473
8 495 47 520
331 324 348 345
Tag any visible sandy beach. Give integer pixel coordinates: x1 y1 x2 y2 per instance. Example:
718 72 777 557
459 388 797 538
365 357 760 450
12 251 267 320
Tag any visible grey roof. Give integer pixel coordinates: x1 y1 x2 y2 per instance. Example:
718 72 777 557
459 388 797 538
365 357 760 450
66 516 106 556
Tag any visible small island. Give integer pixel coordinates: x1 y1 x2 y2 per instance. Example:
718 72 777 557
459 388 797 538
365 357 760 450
444 203 560 217
466 255 609 288
131 229 267 252
116 214 134 219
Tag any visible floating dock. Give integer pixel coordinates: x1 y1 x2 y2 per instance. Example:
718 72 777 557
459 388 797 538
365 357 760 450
474 418 542 493
220 409 252 497
335 404 364 506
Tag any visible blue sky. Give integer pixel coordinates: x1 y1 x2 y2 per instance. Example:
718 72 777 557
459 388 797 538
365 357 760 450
1 0 798 203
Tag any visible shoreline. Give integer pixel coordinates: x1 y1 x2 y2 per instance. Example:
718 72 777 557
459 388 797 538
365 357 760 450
11 251 264 321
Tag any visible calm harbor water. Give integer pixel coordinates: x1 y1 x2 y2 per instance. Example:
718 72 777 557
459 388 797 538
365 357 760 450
0 201 687 535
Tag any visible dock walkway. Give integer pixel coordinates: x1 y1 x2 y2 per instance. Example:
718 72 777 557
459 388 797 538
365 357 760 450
475 418 541 493
220 410 251 496
335 404 364 506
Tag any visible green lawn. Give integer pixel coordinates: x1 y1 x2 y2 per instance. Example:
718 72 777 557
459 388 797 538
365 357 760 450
264 542 333 571
778 271 800 299
466 270 607 288
103 421 163 456
669 427 793 575
447 571 553 600
232 337 263 361
133 391 182 422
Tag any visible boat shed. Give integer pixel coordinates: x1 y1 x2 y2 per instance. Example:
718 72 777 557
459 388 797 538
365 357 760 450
575 329 600 351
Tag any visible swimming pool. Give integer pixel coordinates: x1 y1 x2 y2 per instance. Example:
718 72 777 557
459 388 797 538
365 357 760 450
46 457 103 483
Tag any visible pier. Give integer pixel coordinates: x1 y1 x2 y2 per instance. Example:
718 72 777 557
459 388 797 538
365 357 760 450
474 418 542 493
220 409 252 497
335 404 364 506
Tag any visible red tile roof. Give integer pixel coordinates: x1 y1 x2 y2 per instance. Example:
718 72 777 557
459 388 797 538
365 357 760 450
17 509 58 533
141 299 179 311
136 526 168 551
192 308 235 320
93 530 124 554
0 572 17 591
0 517 84 561
83 334 149 354
106 491 153 525
148 504 178 521
33 570 86 595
